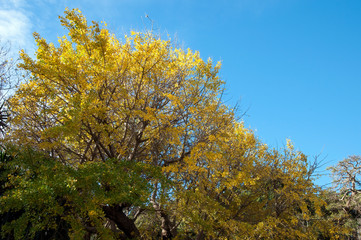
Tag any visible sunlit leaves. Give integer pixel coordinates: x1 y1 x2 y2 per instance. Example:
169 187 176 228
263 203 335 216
9 8 229 169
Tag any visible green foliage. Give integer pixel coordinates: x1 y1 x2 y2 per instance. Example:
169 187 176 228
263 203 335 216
0 146 164 239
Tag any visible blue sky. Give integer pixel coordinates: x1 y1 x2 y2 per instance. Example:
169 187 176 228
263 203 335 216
1 0 360 187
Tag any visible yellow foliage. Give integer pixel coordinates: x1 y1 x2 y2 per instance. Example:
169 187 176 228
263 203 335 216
8 8 229 167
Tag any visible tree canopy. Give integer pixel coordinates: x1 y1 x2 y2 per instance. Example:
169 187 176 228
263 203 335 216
0 8 346 240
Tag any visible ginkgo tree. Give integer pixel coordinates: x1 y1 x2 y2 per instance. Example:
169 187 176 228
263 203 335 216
1 8 343 239
5 8 235 239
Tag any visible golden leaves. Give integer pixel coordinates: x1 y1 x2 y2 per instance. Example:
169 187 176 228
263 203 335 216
8 7 230 168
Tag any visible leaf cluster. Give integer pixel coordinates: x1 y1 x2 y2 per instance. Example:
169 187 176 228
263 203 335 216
0 146 163 239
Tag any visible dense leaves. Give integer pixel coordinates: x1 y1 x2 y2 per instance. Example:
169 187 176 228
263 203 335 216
0 146 162 239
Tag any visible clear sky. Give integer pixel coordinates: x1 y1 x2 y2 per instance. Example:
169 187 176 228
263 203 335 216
1 0 360 187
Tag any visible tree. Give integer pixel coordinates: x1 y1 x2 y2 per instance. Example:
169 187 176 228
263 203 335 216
0 41 18 134
2 8 339 239
329 156 361 199
168 137 341 239
327 156 361 239
0 145 160 240
6 8 234 239
0 147 72 240
0 42 26 240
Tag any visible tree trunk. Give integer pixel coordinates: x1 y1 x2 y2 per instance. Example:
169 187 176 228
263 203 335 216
160 211 173 240
150 183 175 239
151 199 175 239
102 204 140 239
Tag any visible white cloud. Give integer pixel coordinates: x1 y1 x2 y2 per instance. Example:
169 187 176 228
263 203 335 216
0 0 33 53
8 0 26 8
0 10 31 46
